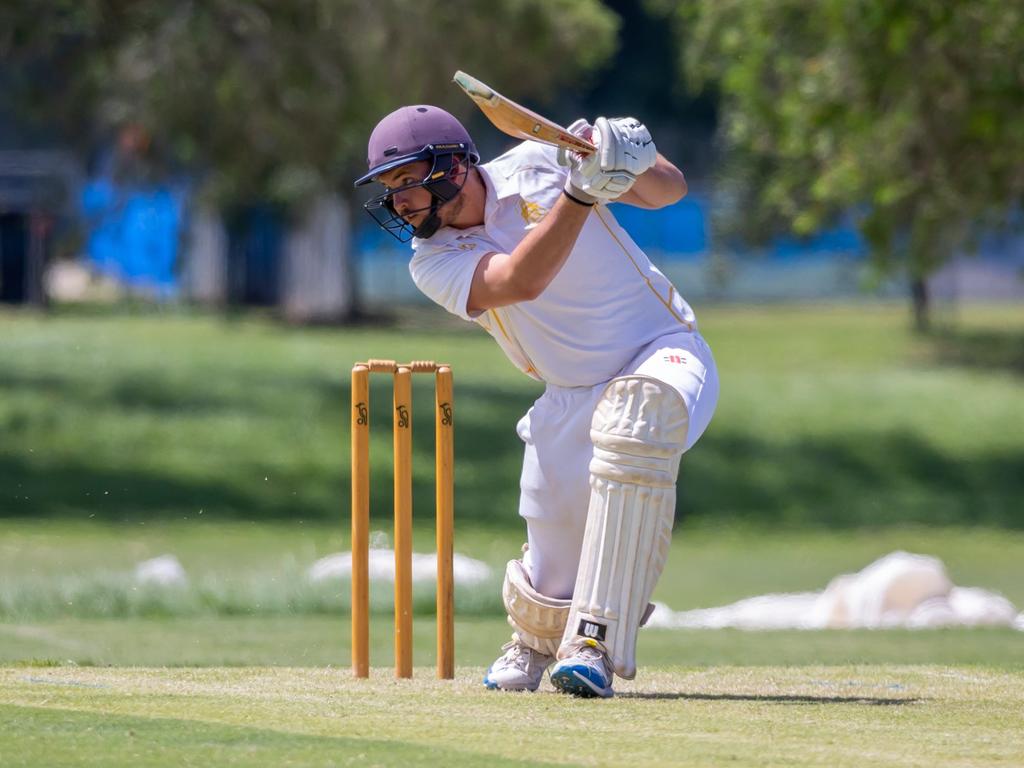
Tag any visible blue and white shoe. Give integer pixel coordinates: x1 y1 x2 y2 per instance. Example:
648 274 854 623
549 639 615 698
483 639 554 692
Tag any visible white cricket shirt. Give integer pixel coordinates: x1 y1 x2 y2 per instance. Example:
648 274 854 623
409 142 697 387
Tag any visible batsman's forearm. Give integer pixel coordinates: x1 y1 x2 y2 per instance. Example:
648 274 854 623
505 193 591 299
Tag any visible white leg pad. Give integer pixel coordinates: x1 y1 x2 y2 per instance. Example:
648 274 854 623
558 375 688 679
503 558 571 656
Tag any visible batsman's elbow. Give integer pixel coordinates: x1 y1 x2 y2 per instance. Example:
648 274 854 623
677 173 689 201
627 161 687 209
661 164 688 206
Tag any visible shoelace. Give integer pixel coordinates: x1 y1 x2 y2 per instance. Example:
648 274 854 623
569 643 614 676
498 641 532 670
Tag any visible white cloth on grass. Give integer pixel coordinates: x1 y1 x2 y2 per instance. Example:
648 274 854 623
134 555 187 586
645 551 1023 631
307 549 492 585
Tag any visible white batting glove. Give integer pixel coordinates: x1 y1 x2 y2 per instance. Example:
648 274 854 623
557 117 656 203
595 117 657 180
557 119 604 205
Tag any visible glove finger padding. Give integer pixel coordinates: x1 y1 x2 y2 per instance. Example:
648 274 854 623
579 168 635 202
595 116 657 178
590 171 636 196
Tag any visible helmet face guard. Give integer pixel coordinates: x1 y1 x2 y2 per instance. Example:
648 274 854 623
359 144 472 242
360 143 471 240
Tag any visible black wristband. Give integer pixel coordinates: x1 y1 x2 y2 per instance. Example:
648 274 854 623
562 188 595 207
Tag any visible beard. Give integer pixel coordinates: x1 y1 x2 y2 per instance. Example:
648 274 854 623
441 190 466 226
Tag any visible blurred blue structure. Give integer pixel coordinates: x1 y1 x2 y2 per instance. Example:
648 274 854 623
71 171 1021 307
79 145 286 307
611 194 708 256
81 175 184 298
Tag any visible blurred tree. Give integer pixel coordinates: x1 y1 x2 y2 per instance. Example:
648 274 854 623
662 0 1024 329
580 0 717 176
1 0 619 318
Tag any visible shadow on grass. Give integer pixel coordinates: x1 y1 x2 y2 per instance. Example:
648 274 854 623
0 704 542 767
928 327 1024 376
681 429 1024 528
0 452 273 519
618 692 920 705
2 368 1022 528
0 369 318 415
0 376 535 524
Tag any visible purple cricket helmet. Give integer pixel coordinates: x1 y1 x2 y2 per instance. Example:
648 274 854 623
354 106 480 241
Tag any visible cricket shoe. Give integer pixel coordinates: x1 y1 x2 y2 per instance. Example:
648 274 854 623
483 639 555 692
549 639 614 698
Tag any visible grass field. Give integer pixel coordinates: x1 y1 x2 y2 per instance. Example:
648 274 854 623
3 521 1024 618
3 303 1023 527
3 666 1023 767
3 523 1023 669
2 303 1023 766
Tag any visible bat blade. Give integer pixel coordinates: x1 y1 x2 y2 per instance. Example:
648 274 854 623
453 70 595 155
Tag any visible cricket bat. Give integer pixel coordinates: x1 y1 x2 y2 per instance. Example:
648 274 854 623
453 70 596 156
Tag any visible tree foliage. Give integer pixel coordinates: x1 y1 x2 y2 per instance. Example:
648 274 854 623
666 0 1024 324
1 0 618 209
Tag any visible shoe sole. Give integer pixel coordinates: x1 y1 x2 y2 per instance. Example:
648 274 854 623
482 673 540 692
549 666 613 699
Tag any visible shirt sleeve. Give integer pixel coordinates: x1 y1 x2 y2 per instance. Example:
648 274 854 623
513 144 568 207
409 239 488 322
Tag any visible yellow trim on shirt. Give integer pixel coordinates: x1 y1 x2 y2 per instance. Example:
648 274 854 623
488 308 512 342
488 308 539 377
594 207 694 330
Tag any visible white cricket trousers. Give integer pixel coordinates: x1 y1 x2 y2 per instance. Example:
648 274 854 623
516 330 719 599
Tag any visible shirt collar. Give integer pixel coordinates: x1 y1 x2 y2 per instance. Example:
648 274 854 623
478 158 520 202
413 165 503 248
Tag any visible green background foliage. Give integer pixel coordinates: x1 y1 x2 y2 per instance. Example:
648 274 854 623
665 0 1024 323
1 0 618 207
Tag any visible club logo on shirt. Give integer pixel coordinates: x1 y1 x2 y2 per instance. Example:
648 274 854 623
663 354 688 365
457 242 477 251
519 199 547 225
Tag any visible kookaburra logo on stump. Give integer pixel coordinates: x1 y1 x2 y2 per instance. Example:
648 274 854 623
439 402 453 426
396 405 410 429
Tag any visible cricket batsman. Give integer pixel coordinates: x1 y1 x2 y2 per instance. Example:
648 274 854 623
355 105 719 697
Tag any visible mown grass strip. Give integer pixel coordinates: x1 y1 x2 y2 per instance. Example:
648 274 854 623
2 666 1021 767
